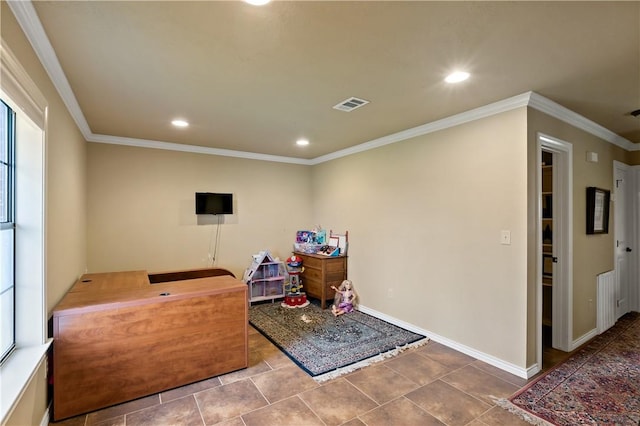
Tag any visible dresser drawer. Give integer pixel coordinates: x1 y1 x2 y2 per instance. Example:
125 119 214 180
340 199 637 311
300 255 323 269
302 268 322 282
304 279 322 297
325 259 345 273
326 271 345 282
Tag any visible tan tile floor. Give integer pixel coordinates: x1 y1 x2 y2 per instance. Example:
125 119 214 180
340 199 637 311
51 326 536 426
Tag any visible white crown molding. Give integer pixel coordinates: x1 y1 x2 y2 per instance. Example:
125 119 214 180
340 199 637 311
310 92 533 165
0 39 47 128
88 134 313 165
9 1 638 163
7 0 91 137
527 92 637 152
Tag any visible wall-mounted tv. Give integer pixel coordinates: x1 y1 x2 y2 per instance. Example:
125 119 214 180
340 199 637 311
195 192 233 215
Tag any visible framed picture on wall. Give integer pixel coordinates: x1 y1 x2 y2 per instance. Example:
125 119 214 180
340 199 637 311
586 187 610 234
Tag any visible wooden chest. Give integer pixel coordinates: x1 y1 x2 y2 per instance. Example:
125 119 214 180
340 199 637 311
294 252 347 309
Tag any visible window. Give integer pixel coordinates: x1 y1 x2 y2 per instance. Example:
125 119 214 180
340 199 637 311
0 100 16 363
0 92 47 424
1 40 48 424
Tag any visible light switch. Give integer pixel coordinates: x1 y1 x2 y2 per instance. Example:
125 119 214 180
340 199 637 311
500 230 511 245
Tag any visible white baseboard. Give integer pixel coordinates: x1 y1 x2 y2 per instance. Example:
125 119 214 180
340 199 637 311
357 305 427 336
571 327 598 351
526 363 541 378
40 405 49 426
515 327 600 379
358 304 530 379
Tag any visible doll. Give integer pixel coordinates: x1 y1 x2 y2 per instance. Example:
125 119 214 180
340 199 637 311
331 279 357 316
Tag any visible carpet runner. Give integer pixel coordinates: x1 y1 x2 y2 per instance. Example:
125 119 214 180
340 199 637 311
501 312 640 425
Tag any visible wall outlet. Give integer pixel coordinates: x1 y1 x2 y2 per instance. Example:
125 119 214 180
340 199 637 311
387 288 394 298
500 230 511 245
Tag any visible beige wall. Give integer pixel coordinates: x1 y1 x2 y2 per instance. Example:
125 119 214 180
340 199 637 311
628 150 640 166
525 108 629 364
310 109 530 367
2 2 87 424
86 143 312 276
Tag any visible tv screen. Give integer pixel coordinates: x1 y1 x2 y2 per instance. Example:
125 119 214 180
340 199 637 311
195 192 233 215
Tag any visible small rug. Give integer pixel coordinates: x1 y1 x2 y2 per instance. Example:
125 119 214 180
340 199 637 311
501 312 640 425
249 301 428 382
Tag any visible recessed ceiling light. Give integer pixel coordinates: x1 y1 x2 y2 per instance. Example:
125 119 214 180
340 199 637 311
445 71 470 83
244 0 271 5
171 119 189 127
296 139 309 146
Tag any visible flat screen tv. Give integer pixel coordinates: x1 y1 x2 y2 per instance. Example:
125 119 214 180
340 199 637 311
195 192 233 215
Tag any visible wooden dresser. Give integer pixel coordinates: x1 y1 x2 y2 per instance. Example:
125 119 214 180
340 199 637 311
52 269 248 421
294 252 347 309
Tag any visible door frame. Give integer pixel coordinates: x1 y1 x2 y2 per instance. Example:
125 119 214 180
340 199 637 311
613 161 635 318
537 133 573 371
632 165 640 312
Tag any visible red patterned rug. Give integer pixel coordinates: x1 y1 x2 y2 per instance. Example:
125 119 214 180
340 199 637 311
502 312 640 425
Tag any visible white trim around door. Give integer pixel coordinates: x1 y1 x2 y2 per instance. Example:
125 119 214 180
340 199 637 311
536 133 573 374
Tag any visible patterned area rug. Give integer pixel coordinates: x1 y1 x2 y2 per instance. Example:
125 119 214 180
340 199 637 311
504 312 640 425
249 301 427 381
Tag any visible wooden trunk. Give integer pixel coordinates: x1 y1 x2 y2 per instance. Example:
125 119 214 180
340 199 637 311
52 270 247 420
294 252 347 309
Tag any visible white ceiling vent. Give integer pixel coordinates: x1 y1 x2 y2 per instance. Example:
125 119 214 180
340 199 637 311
332 97 370 112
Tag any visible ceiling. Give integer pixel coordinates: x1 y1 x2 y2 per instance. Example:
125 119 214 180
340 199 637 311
15 1 640 160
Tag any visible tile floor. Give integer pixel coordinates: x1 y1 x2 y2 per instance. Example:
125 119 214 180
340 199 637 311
51 326 539 426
